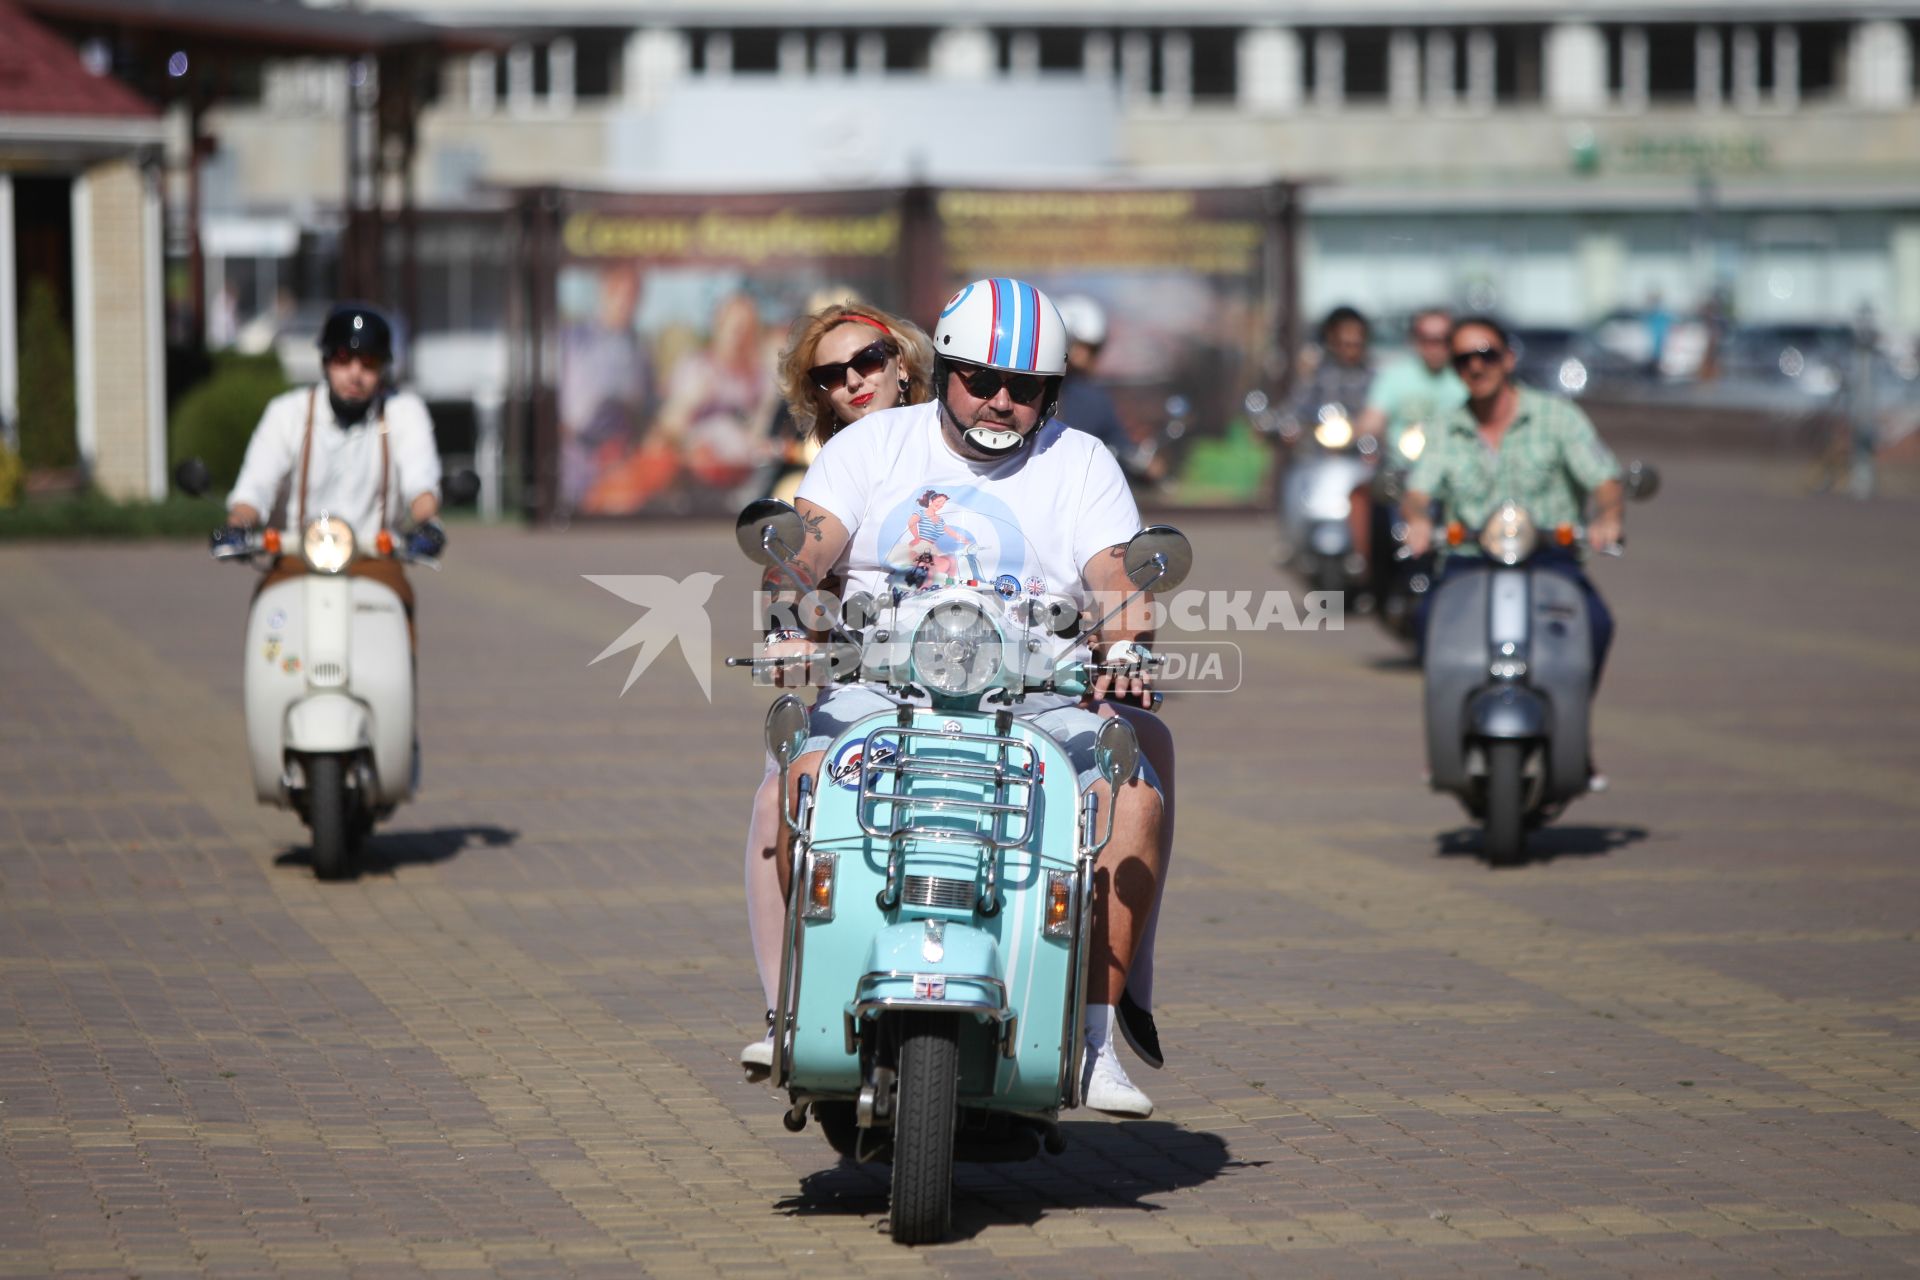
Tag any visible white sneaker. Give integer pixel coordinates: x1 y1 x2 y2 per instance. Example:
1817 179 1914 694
740 1034 773 1082
1081 1040 1153 1118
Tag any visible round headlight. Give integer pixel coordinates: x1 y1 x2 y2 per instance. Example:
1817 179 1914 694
1557 357 1589 395
1313 412 1354 450
1479 502 1538 566
910 599 1004 698
1398 424 1426 461
302 515 355 574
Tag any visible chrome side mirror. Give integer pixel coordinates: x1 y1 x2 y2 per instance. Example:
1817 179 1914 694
764 694 809 767
1123 525 1193 593
734 498 807 566
174 457 211 497
1094 716 1141 789
1625 460 1661 502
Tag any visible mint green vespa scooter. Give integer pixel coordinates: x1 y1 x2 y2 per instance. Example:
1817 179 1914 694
731 499 1190 1244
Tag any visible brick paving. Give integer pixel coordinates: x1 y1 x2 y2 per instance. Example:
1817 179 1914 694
2 455 1917 1277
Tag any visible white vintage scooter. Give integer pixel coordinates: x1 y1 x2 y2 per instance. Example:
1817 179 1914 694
208 513 439 878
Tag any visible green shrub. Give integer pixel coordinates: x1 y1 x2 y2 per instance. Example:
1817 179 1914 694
0 491 228 540
17 278 78 470
169 352 291 492
0 441 22 508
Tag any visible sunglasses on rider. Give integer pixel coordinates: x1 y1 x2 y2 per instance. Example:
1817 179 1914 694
1450 345 1505 372
951 363 1049 405
808 340 896 391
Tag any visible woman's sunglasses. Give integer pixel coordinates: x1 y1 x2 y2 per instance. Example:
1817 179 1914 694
809 340 895 391
952 363 1048 405
1450 345 1505 372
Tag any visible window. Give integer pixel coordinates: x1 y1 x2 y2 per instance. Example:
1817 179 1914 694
1494 26 1543 103
730 29 781 74
574 34 619 99
1798 22 1845 99
1190 27 1239 101
1644 24 1696 102
1038 28 1084 72
1344 28 1391 101
884 28 935 72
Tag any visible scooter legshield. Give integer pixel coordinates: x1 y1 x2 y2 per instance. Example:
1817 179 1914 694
782 706 1083 1114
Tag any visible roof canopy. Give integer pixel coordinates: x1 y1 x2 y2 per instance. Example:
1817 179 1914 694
0 1 155 120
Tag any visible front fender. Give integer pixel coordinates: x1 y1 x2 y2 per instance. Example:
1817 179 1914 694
856 921 1005 1007
1469 685 1547 740
285 693 372 755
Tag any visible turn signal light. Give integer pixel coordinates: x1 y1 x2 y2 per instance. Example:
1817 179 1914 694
263 528 282 555
1043 870 1073 939
377 529 394 556
1445 521 1466 547
802 852 837 921
1554 524 1576 547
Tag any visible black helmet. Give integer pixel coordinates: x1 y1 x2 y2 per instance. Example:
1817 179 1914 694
317 304 393 363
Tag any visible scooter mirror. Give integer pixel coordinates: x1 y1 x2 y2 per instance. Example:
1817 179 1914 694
1123 525 1193 593
734 499 807 567
1625 460 1661 502
443 469 482 506
764 694 810 767
1094 716 1141 789
174 457 211 497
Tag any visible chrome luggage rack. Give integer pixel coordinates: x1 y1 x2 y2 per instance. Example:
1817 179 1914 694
854 725 1039 913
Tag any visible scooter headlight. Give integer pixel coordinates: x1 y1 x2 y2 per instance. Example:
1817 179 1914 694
1398 424 1426 461
1479 502 1538 566
1313 410 1354 450
910 598 1004 698
301 515 355 574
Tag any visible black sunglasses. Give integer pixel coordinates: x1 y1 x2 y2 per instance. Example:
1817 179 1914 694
951 363 1048 405
809 340 896 391
1450 345 1505 372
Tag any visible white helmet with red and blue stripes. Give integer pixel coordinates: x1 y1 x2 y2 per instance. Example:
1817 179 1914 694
933 277 1069 377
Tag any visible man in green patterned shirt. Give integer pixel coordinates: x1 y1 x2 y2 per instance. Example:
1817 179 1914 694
1400 315 1626 686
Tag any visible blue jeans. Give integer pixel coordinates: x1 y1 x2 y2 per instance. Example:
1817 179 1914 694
1416 550 1615 689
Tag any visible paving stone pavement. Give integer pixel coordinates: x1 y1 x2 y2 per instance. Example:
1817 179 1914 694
1 455 1917 1278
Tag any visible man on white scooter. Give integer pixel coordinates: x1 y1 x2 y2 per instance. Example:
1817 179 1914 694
225 305 445 627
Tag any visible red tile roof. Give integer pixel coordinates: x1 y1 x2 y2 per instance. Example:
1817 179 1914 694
0 0 156 118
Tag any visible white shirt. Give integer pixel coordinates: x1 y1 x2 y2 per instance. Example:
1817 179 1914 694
228 386 442 552
796 401 1141 665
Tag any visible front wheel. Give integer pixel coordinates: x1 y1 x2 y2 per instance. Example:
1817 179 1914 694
889 1014 959 1245
1483 740 1528 867
306 754 357 880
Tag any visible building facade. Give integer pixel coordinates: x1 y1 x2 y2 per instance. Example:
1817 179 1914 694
196 2 1920 342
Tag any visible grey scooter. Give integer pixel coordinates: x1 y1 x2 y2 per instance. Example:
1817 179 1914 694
1422 466 1658 864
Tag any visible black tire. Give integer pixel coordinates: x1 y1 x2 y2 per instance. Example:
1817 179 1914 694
1483 740 1528 867
888 1014 959 1245
307 755 354 881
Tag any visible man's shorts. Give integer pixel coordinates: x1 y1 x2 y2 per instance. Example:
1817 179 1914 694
799 685 1162 795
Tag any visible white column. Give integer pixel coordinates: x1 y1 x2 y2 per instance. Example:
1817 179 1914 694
506 42 535 115
1008 31 1040 79
1773 26 1799 110
549 37 575 114
931 27 994 79
1466 28 1496 113
1237 28 1301 113
1162 31 1193 108
1425 29 1456 110
623 29 689 109
855 32 885 77
1892 219 1920 338
1620 26 1649 112
778 32 808 78
1313 30 1344 110
1696 26 1723 112
1389 30 1420 114
1545 23 1606 114
0 174 15 452
70 172 96 473
704 31 733 78
1085 31 1115 83
1732 26 1760 111
1120 31 1152 104
1849 20 1913 109
815 32 845 76
467 52 495 114
142 165 165 500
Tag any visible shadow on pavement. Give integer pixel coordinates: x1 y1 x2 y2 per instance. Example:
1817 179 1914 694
275 824 519 878
1436 823 1650 866
1363 651 1422 673
774 1121 1245 1240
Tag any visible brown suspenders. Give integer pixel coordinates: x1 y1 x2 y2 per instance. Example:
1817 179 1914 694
297 385 390 530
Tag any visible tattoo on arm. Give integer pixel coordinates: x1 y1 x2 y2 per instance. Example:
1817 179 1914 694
803 512 826 542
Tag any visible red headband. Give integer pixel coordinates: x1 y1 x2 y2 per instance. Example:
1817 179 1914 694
838 314 893 339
